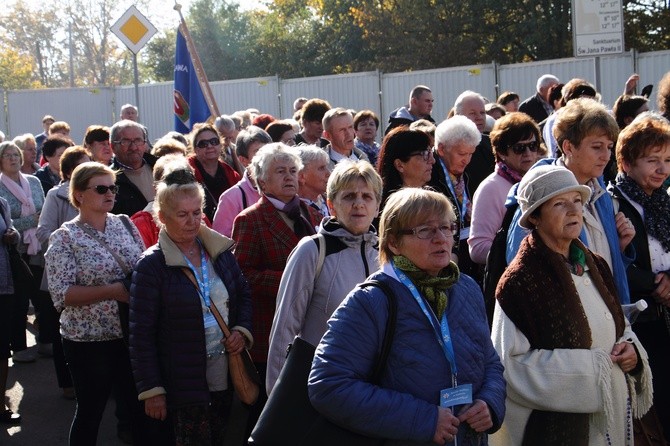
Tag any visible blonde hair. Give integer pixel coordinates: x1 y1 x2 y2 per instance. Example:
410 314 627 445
327 160 383 203
378 188 455 264
69 162 116 208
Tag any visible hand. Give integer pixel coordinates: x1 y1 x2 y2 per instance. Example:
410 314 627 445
624 74 639 95
652 272 670 307
610 342 638 373
615 212 635 252
457 399 493 433
2 229 19 244
113 281 130 303
223 330 245 355
144 394 167 420
433 406 459 445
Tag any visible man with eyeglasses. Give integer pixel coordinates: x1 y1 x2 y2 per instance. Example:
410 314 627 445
110 120 157 216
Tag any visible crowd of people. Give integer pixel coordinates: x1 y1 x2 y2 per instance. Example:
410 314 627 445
0 69 668 446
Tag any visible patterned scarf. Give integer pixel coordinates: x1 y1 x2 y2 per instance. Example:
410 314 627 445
496 161 523 185
449 173 472 224
393 255 459 319
275 194 316 238
616 173 670 252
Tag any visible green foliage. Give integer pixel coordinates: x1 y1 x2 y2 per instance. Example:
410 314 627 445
144 29 177 82
0 46 40 90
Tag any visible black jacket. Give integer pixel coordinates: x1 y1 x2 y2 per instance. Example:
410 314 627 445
111 153 157 216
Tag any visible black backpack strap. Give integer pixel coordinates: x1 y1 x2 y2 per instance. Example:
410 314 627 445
238 184 248 209
360 279 398 384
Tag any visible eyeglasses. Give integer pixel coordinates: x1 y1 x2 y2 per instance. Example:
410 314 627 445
282 137 296 146
398 223 458 239
86 184 118 194
1 153 21 159
195 137 221 149
113 138 146 148
509 141 540 155
408 150 433 162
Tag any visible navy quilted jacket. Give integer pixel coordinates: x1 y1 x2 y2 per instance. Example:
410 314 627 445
129 233 252 408
309 269 506 445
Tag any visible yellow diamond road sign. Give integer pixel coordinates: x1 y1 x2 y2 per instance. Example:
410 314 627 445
111 6 157 54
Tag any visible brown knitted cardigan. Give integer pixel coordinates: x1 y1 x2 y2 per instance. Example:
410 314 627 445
496 231 625 446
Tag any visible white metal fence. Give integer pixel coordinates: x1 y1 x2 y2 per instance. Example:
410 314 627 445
2 50 668 143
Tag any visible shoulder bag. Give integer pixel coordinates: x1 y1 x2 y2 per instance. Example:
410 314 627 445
181 267 260 406
249 279 398 446
0 203 33 284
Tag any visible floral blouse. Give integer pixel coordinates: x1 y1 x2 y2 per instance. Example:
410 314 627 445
45 214 144 342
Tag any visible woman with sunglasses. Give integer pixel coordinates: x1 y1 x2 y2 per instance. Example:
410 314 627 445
376 126 435 213
45 162 147 445
187 123 241 222
468 113 547 267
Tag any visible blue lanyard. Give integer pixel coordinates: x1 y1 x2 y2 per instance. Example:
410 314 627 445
392 262 458 381
440 158 468 225
183 241 210 306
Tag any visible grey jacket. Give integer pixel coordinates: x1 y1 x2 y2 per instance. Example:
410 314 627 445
266 217 379 393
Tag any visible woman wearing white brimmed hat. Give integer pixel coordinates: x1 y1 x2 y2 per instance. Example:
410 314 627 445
490 165 652 446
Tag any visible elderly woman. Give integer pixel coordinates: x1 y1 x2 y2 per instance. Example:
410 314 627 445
45 162 146 444
130 166 252 444
491 165 652 446
354 110 381 166
212 126 270 237
468 113 546 266
83 125 113 166
0 141 46 363
377 127 434 208
309 188 505 445
232 142 320 435
37 145 90 398
266 160 381 393
35 136 73 194
296 145 331 218
187 123 240 222
13 134 40 176
609 116 670 438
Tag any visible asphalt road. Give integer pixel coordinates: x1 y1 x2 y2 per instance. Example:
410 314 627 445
2 315 249 445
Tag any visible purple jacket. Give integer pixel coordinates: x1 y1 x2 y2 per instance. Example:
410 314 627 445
129 226 252 408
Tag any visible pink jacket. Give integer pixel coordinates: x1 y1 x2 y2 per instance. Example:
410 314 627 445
212 171 261 237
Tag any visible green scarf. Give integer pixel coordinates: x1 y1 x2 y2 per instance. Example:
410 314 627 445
393 255 460 319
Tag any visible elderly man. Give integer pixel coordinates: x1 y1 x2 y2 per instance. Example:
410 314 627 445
519 74 560 123
110 119 157 216
454 90 496 197
505 98 634 304
322 108 369 170
427 115 482 279
296 145 330 218
385 85 435 134
120 104 139 122
295 98 331 147
215 114 244 175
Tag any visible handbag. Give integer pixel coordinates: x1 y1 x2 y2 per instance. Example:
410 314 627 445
181 267 261 406
0 203 33 284
634 405 669 446
249 279 398 446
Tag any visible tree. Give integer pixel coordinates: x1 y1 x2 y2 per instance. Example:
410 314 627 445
623 0 670 51
0 46 39 90
144 29 177 82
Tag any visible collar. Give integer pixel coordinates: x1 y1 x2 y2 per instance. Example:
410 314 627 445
114 157 146 171
159 224 234 267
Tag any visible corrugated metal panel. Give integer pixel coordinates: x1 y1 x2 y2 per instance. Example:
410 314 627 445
211 77 280 117
637 50 670 112
381 65 496 126
280 71 381 120
598 53 634 108
7 87 114 143
498 57 596 103
0 90 6 138
115 82 174 143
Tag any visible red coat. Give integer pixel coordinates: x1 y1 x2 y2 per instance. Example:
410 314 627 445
231 196 321 363
130 210 213 250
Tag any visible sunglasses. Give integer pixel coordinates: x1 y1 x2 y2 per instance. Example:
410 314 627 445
87 185 118 194
196 137 221 149
510 141 540 155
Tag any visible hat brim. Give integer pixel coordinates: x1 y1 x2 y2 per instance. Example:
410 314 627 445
518 184 592 229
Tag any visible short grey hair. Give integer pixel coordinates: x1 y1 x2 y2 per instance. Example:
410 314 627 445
215 115 235 133
250 143 303 190
454 90 485 115
322 107 353 133
235 125 272 158
296 145 329 170
13 133 36 151
537 74 560 92
110 119 145 144
434 115 482 149
121 103 138 114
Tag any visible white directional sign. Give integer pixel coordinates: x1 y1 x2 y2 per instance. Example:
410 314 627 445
110 6 157 54
573 0 624 57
